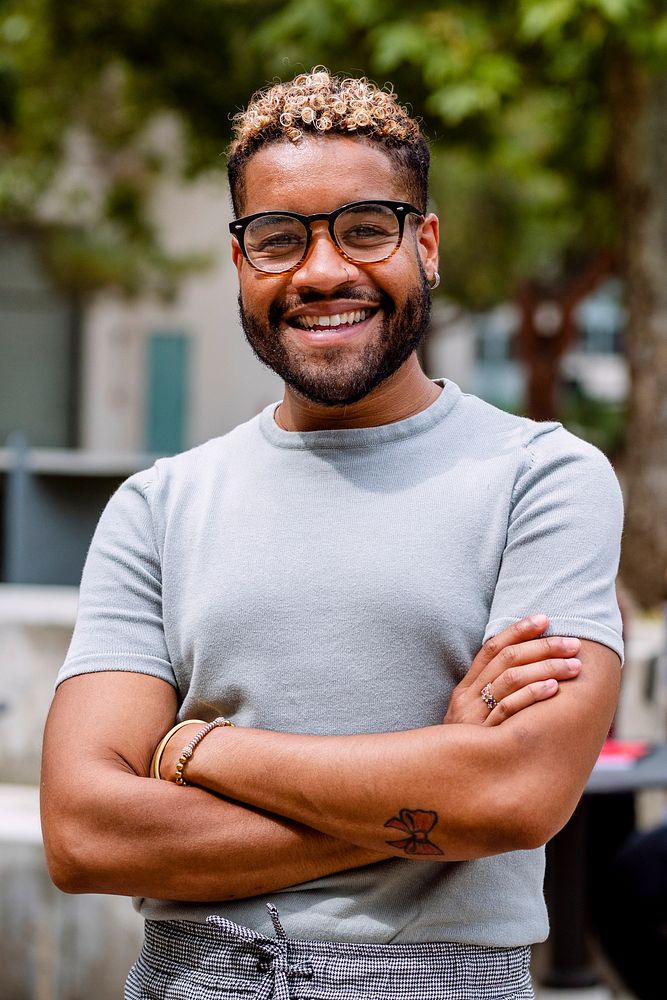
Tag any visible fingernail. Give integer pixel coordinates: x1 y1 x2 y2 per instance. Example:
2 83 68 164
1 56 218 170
528 614 548 627
543 679 558 692
562 638 580 653
567 659 582 672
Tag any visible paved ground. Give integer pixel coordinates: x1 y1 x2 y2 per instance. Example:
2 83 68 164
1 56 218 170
537 989 624 1000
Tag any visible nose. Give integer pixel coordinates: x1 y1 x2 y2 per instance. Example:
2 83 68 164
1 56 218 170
290 225 360 293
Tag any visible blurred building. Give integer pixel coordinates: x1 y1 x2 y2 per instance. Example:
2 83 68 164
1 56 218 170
0 175 280 457
429 279 628 413
0 124 281 588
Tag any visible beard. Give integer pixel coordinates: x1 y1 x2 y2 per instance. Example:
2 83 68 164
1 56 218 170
238 271 432 407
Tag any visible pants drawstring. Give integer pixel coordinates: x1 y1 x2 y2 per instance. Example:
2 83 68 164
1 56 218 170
266 902 287 940
207 903 313 1000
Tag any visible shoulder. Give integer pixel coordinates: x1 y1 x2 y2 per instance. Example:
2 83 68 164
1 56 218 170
514 421 622 510
127 411 267 501
442 383 622 522
451 385 619 485
94 413 268 548
443 383 559 461
500 420 624 557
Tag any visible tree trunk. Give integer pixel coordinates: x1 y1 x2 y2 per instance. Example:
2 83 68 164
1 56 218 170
516 254 613 423
608 52 667 608
516 284 567 422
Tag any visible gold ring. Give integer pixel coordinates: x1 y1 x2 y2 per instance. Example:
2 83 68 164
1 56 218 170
481 684 497 711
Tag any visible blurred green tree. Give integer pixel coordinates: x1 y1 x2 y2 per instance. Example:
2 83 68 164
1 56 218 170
1 0 665 605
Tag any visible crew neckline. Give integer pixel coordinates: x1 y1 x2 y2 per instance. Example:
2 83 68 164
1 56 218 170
259 379 461 450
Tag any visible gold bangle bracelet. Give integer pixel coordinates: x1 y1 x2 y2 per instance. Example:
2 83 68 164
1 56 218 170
150 719 205 780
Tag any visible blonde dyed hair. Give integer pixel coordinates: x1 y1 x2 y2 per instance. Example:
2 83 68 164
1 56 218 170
230 69 421 149
227 69 430 214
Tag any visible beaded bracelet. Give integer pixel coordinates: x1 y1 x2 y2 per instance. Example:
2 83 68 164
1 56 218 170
175 717 235 786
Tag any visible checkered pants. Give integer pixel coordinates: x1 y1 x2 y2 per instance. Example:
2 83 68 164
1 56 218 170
125 903 535 999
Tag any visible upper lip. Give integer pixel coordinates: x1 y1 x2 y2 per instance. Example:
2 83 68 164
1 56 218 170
282 300 381 322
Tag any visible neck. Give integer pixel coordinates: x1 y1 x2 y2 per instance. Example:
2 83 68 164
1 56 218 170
276 354 442 432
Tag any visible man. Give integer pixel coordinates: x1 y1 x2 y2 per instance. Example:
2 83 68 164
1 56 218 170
41 70 623 999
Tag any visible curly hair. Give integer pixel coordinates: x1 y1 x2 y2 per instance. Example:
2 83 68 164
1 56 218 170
227 69 430 215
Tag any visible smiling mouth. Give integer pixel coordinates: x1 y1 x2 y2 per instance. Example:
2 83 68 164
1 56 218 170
287 308 377 331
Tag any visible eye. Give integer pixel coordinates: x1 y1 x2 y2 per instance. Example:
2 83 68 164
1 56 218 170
335 206 399 249
245 217 306 259
341 224 392 244
254 232 304 253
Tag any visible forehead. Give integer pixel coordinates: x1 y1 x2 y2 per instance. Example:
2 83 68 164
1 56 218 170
240 136 407 215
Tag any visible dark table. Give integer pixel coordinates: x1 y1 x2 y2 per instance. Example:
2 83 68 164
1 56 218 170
541 743 667 988
586 743 667 795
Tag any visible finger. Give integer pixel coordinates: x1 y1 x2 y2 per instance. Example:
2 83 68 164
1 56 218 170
481 652 582 703
483 679 559 726
465 615 550 685
477 635 581 691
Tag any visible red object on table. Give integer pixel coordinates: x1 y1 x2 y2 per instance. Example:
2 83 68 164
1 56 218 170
595 738 652 769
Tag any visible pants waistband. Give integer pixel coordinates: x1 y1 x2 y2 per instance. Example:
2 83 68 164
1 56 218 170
134 903 533 1000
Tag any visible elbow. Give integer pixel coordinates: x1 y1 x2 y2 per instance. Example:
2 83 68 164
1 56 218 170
41 795 111 894
46 857 88 895
445 803 555 858
509 818 554 852
478 815 553 854
43 824 100 894
497 792 579 852
483 732 589 851
525 801 580 849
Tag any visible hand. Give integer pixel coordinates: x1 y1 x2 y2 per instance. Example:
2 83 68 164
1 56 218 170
443 615 582 727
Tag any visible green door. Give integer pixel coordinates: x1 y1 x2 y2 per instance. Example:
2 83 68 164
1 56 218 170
145 331 189 454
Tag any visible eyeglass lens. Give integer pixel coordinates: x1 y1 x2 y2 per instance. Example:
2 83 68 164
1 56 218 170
244 203 402 273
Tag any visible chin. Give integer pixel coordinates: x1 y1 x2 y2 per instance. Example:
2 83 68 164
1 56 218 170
239 276 431 407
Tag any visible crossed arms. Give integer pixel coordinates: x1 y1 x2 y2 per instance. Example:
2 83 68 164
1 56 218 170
41 618 620 901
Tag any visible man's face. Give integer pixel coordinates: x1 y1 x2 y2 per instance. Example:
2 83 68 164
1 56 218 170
232 136 439 407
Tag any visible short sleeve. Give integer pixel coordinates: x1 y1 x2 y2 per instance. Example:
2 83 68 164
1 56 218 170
57 470 176 687
483 427 624 662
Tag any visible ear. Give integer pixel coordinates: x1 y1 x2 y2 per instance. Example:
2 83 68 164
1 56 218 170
231 237 244 279
416 213 439 283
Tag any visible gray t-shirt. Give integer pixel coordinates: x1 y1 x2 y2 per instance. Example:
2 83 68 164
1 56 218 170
58 379 624 946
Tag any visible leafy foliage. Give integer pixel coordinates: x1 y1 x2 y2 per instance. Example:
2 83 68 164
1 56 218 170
0 0 282 293
1 0 666 301
3 0 666 601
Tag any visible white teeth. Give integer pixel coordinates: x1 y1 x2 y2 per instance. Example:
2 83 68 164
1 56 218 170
292 309 373 330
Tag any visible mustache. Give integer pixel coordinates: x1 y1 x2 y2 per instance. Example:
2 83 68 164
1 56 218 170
269 288 391 326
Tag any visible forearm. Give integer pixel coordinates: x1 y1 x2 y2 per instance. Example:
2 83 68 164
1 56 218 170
42 768 387 899
181 723 541 860
181 660 615 863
